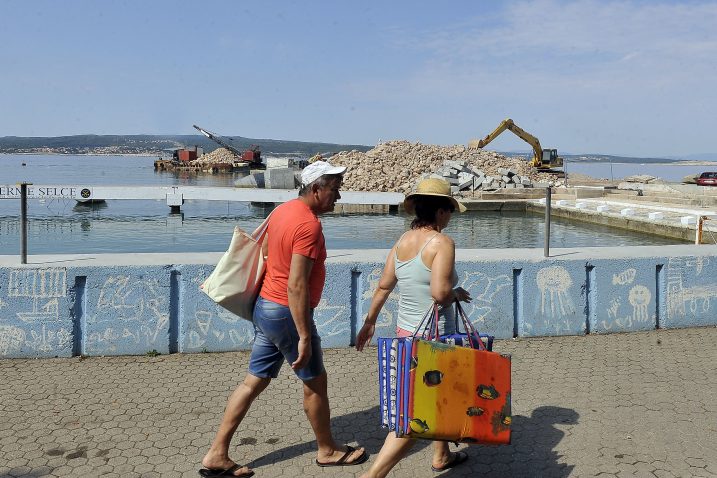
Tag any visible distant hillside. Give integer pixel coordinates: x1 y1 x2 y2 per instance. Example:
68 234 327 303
0 134 372 156
503 150 717 164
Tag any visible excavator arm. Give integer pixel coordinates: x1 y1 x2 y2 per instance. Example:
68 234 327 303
468 118 546 168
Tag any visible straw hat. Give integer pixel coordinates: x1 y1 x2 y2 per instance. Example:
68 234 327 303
404 178 467 214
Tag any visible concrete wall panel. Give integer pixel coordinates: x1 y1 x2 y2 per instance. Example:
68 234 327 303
82 267 171 356
520 261 587 337
0 267 73 358
178 264 256 354
591 259 659 333
665 256 717 328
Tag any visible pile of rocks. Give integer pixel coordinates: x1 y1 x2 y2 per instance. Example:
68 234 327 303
195 147 238 165
328 140 561 194
430 160 537 192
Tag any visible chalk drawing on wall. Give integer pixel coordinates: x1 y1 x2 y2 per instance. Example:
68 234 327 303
536 266 575 320
459 271 511 324
314 298 348 338
0 325 25 355
88 275 168 351
628 285 652 323
362 268 398 327
667 257 717 321
8 268 66 323
612 268 636 286
189 308 254 350
25 325 72 353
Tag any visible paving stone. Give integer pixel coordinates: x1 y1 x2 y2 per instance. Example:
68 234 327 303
0 328 715 477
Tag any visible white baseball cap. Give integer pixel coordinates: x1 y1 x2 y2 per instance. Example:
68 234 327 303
301 160 347 186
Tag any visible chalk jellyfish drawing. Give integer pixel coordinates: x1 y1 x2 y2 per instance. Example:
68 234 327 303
628 285 652 323
536 266 575 319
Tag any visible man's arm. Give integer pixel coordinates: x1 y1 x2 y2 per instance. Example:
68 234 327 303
287 253 314 370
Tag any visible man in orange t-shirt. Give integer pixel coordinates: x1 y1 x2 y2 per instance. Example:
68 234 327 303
201 161 367 478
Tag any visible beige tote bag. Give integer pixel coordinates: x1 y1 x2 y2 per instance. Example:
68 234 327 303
200 214 272 321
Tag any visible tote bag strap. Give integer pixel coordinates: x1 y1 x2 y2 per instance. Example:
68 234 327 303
454 301 487 350
250 212 273 242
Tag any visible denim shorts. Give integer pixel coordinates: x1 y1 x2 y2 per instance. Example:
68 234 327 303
248 296 325 381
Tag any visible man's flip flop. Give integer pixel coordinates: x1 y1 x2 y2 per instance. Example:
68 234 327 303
315 445 368 467
431 450 469 472
198 463 255 477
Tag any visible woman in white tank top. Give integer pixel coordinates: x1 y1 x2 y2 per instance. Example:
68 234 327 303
355 178 472 477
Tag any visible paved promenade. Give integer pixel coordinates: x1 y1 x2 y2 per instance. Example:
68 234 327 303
1 327 716 478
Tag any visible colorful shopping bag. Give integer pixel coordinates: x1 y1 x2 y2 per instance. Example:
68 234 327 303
380 302 511 445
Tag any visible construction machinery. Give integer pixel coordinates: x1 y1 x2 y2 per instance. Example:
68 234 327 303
193 124 263 167
468 118 563 171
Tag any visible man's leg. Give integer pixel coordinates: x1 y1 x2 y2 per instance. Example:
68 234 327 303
302 371 366 464
201 374 271 474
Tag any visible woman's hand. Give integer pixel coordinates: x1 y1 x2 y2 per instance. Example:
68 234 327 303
454 287 472 303
355 320 376 352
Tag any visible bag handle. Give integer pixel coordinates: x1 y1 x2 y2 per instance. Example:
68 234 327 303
454 301 487 351
411 302 439 341
251 212 273 242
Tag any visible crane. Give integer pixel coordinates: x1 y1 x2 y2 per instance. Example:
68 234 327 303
193 125 262 166
468 118 563 171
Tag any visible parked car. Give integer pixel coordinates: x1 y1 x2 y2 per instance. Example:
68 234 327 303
696 172 717 186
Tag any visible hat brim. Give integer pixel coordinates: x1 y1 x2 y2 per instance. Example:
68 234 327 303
403 192 467 215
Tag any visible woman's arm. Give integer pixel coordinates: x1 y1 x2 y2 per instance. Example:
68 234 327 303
430 235 457 305
356 244 398 351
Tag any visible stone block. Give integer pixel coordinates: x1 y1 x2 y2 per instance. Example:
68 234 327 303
458 178 474 190
648 212 664 220
596 205 610 213
681 216 696 225
575 201 588 209
556 200 569 206
266 157 294 168
234 172 265 188
265 167 296 189
502 175 512 183
621 208 635 216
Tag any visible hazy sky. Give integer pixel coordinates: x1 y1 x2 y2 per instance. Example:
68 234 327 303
1 0 716 157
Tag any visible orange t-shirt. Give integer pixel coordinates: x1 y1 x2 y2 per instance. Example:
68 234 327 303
259 199 327 308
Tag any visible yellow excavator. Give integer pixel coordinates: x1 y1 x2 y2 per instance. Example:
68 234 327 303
468 118 563 171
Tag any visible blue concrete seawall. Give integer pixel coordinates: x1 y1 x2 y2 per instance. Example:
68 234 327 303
0 245 715 358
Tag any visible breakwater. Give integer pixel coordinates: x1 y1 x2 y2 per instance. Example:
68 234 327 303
1 244 715 359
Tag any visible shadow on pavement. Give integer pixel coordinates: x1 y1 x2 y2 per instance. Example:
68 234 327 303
250 404 578 477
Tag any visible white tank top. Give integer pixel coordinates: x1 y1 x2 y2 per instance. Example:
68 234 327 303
394 232 457 335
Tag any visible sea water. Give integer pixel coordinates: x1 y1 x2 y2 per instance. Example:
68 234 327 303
0 154 693 254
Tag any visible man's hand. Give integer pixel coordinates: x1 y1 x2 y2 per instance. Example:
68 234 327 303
355 321 376 352
291 337 312 370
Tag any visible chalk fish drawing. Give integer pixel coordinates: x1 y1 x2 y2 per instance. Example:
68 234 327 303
612 268 636 286
536 266 575 319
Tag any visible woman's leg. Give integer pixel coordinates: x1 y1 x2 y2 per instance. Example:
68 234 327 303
360 433 415 478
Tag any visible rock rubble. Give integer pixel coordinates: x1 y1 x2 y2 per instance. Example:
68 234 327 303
328 140 562 194
195 147 237 165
